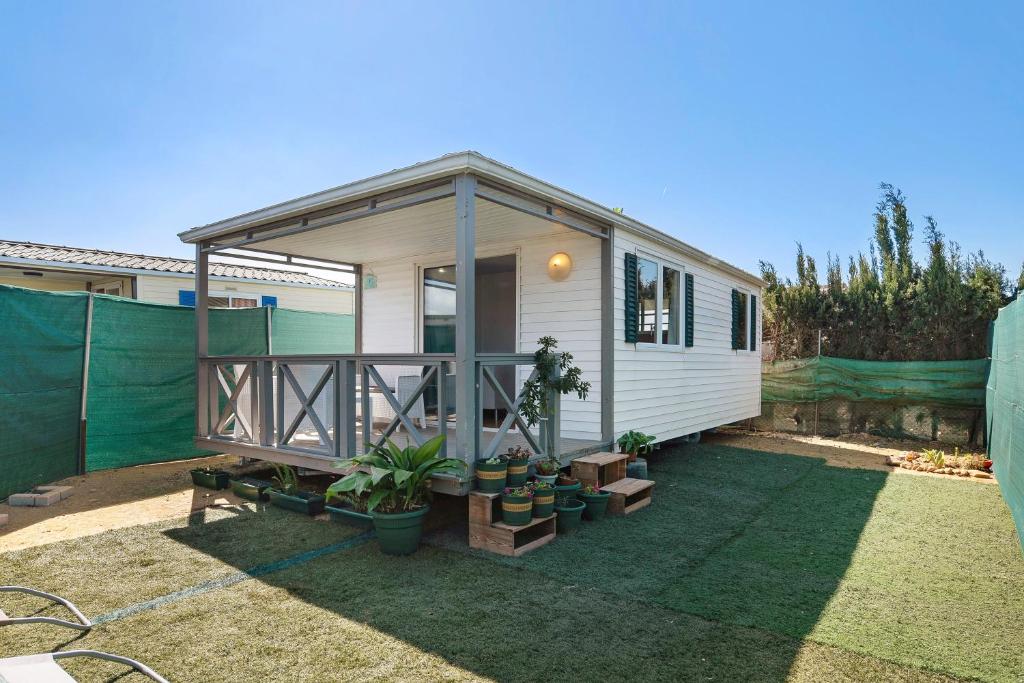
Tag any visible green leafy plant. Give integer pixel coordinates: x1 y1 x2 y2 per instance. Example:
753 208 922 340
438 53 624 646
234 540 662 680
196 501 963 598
270 463 300 495
922 449 945 468
530 480 553 492
505 446 531 461
580 482 604 495
534 459 560 476
483 456 505 465
503 485 533 497
327 435 465 513
519 336 591 428
326 488 370 512
617 430 656 456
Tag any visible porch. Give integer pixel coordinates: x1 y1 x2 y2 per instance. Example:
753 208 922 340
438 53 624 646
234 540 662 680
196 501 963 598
185 154 617 492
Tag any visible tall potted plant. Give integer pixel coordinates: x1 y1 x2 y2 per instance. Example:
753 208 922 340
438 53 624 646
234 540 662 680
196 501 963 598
327 435 464 556
519 336 591 461
505 446 531 487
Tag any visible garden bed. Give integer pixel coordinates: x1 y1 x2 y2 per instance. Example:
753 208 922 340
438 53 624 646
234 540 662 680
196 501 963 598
886 449 994 480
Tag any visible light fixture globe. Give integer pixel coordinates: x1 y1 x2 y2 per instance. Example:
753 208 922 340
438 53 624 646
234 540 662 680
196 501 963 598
547 252 572 281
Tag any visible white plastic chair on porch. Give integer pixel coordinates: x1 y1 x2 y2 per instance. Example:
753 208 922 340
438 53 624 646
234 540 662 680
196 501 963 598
359 366 426 430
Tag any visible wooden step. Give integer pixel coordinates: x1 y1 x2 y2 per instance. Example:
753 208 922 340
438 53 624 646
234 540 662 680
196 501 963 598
601 477 654 516
469 514 557 557
571 451 628 489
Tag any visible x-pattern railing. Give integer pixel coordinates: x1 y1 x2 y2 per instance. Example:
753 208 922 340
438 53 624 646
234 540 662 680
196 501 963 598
208 361 256 441
361 360 448 457
478 364 542 459
277 362 335 455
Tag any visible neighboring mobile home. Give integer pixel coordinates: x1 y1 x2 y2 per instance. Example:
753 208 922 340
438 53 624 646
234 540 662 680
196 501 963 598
0 240 354 313
178 152 763 493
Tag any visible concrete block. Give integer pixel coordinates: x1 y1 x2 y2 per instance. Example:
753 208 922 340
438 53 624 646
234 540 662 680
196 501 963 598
38 485 73 500
8 493 36 507
32 490 62 507
0 513 8 527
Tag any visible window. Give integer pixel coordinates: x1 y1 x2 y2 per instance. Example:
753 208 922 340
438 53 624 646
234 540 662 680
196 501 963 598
732 289 755 351
635 254 683 349
209 294 260 308
736 291 748 350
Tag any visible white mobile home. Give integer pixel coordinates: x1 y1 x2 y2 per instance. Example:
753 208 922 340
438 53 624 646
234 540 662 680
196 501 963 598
178 152 762 493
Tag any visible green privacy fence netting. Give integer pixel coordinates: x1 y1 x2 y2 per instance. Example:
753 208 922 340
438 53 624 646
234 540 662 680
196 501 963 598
987 296 1024 548
0 286 87 499
1 285 354 497
762 356 990 408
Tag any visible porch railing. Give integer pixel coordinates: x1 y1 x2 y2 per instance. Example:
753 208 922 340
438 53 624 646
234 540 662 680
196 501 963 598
199 353 559 463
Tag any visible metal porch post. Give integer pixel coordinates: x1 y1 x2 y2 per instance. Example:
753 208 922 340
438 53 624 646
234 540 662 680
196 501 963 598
454 174 478 463
601 224 615 445
353 263 363 354
195 243 209 437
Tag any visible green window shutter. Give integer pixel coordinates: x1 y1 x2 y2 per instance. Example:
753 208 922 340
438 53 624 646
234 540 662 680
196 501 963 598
731 289 741 349
624 253 638 343
749 294 758 351
684 273 694 347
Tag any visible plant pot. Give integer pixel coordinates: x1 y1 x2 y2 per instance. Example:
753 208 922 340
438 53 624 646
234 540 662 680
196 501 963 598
553 480 581 506
501 493 533 526
268 489 326 516
371 505 430 556
533 472 558 486
506 461 529 487
579 490 611 521
191 468 230 490
230 477 271 502
531 488 555 518
627 450 638 463
475 459 508 493
554 500 585 534
326 504 373 529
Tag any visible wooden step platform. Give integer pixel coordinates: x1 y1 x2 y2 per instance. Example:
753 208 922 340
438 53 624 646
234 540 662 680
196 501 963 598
601 477 654 516
468 491 557 557
571 452 628 488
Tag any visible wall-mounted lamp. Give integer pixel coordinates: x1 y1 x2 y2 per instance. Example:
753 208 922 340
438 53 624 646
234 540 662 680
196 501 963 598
547 252 572 281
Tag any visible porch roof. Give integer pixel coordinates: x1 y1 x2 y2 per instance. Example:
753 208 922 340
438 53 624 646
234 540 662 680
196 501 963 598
178 151 764 287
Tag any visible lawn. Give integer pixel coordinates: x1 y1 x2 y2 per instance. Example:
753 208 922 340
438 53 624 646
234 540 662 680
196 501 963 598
2 441 1022 682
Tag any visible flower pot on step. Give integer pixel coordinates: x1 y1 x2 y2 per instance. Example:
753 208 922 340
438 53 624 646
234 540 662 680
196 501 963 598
579 490 611 520
371 505 430 555
191 468 230 490
326 504 373 528
501 492 533 526
506 461 529 487
531 488 555 518
475 459 508 492
268 489 326 516
533 473 558 486
554 500 585 534
553 480 581 506
230 477 271 502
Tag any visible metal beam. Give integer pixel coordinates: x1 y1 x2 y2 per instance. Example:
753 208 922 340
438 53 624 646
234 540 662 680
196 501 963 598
78 293 94 474
476 181 609 240
454 174 478 462
353 264 363 354
601 224 615 443
211 249 357 274
195 243 209 436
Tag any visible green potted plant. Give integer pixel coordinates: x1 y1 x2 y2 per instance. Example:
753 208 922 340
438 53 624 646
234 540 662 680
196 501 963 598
501 485 534 526
475 455 508 492
533 458 560 485
327 434 464 555
325 490 373 528
617 430 656 463
554 498 585 534
519 336 592 460
230 476 271 502
267 464 326 516
505 446 531 487
578 482 611 521
553 471 581 506
530 481 555 518
190 466 230 490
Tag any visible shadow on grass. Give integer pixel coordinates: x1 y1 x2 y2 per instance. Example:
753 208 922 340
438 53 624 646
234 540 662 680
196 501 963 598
163 443 892 682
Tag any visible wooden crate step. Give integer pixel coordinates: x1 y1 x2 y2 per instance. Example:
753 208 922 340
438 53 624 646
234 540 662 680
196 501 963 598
601 477 654 516
571 451 628 489
469 514 557 557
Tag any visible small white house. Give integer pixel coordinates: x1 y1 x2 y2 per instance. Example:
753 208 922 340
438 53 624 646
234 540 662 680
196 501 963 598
0 240 354 314
178 152 763 493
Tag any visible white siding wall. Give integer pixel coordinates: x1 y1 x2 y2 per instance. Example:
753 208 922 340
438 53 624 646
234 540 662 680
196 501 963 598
613 229 762 441
361 229 603 440
136 273 353 313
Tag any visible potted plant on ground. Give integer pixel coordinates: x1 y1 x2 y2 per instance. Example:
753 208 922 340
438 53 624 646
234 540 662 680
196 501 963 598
190 466 230 490
505 446 532 487
267 464 326 516
554 498 585 534
327 434 464 555
533 458 560 485
475 454 508 493
530 481 555 518
501 485 534 526
578 482 611 521
519 336 592 462
617 430 656 463
325 489 373 528
553 471 581 506
230 476 272 502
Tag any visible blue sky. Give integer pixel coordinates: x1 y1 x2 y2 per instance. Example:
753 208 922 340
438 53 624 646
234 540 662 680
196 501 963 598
1 1 1021 281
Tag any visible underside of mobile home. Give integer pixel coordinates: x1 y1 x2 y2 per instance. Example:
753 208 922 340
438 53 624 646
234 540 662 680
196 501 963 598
179 152 763 493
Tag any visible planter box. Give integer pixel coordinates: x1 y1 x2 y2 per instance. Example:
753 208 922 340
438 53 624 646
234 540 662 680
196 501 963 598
230 478 271 502
269 489 326 516
326 504 373 528
191 468 230 490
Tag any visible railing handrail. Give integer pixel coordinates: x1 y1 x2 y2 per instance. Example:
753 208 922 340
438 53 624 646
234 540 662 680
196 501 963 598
201 353 457 364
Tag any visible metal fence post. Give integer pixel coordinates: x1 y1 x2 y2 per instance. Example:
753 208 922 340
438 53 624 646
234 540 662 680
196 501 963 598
77 293 94 474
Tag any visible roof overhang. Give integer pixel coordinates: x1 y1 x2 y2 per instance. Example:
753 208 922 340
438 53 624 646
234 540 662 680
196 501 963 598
178 151 765 288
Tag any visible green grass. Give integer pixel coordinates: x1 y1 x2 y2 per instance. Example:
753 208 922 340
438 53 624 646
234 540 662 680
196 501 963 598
2 442 1022 681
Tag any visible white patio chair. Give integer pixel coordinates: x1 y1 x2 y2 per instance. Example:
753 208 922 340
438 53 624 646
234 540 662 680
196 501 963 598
0 586 92 632
0 651 169 683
